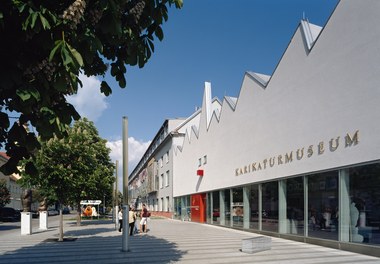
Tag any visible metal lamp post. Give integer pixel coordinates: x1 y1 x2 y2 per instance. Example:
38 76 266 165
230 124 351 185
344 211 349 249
122 116 129 252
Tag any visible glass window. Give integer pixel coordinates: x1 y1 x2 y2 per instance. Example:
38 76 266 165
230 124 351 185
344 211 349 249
286 177 304 235
308 171 338 240
165 196 169 211
198 158 202 167
155 175 159 191
249 184 259 229
232 188 244 228
174 197 182 220
165 170 169 187
212 191 220 224
203 155 207 165
262 182 278 232
348 163 380 245
184 196 191 221
160 173 164 189
223 189 231 227
206 193 211 223
166 151 169 163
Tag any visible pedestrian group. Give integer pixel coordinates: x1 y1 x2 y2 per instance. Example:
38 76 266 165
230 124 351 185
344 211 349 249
118 203 150 235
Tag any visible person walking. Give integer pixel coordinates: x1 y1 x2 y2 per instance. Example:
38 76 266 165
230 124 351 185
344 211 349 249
139 203 149 233
118 208 123 232
128 206 136 236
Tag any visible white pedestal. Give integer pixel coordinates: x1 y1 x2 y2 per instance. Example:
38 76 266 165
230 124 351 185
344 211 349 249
242 236 271 254
39 211 48 230
21 212 32 235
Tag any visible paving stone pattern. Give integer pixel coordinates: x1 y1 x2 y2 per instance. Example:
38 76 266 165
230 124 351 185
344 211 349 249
1 218 380 263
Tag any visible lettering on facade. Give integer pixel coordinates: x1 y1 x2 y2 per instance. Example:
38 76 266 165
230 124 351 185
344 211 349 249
235 130 359 176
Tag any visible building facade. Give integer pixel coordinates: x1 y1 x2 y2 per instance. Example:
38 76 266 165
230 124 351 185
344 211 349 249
128 119 185 217
172 0 380 257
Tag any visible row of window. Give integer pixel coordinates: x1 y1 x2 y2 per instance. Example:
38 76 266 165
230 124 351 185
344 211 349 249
145 196 171 212
159 170 170 189
131 126 169 180
158 151 170 168
198 155 207 167
174 162 380 247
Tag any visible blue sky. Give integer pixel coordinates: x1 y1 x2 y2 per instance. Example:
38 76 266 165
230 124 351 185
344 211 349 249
68 0 339 173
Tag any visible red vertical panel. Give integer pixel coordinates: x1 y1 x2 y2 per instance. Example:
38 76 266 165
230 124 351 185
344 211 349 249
191 193 206 223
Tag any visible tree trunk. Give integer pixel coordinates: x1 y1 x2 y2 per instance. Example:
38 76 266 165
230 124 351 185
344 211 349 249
58 208 64 241
76 203 82 226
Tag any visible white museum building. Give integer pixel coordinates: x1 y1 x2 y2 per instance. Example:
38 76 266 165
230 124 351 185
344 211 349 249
171 0 380 257
129 0 380 257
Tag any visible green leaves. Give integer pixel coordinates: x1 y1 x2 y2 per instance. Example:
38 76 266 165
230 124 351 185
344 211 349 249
21 118 115 211
0 179 11 208
174 0 184 9
49 40 83 69
0 112 9 130
155 25 164 41
22 6 56 31
67 44 83 67
16 88 40 101
110 62 127 88
0 0 183 175
100 81 112 96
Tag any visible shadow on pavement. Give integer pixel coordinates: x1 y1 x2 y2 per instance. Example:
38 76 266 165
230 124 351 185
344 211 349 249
64 227 115 237
0 224 20 231
67 219 114 226
0 232 185 264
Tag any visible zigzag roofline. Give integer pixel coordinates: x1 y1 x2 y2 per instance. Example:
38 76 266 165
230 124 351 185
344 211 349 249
174 6 338 154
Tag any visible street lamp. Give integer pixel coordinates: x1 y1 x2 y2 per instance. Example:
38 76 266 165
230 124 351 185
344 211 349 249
122 116 129 252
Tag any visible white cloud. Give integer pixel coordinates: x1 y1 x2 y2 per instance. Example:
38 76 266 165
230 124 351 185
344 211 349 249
66 74 108 122
106 137 151 188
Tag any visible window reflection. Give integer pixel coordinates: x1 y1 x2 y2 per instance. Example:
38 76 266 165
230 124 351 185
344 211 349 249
232 188 243 228
223 189 231 226
262 182 278 232
349 163 380 245
212 191 220 224
286 177 304 235
249 185 259 229
308 171 338 240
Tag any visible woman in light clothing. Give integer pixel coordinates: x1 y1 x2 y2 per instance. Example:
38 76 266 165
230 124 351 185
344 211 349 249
128 206 136 236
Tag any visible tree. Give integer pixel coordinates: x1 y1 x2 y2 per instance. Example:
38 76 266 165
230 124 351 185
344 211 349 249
0 0 183 174
0 179 11 208
21 118 115 241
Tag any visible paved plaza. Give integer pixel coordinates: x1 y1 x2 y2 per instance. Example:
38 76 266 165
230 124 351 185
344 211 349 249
1 216 380 264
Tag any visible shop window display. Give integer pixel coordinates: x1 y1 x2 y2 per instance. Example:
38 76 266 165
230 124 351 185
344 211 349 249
174 197 181 220
286 177 304 235
212 191 220 224
262 182 278 232
308 171 338 241
349 163 380 245
232 188 244 228
221 189 231 227
249 185 259 229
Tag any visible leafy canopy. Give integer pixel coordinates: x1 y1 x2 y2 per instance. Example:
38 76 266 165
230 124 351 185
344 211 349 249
0 179 11 208
0 0 183 174
20 118 115 207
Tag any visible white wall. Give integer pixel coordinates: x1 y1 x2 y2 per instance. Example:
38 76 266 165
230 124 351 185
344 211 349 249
174 0 380 197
